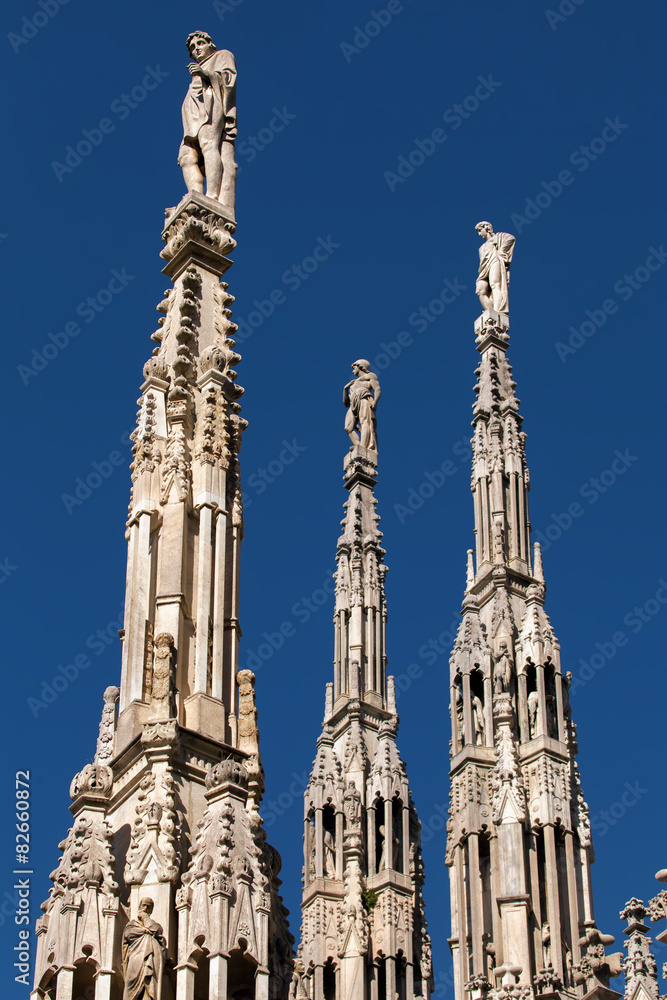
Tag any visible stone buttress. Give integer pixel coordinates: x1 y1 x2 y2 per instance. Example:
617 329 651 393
31 192 294 1000
297 444 433 1000
446 308 622 1000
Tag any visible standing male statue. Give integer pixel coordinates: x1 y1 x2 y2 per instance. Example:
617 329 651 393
178 31 238 212
475 221 516 316
343 359 381 452
122 897 167 1000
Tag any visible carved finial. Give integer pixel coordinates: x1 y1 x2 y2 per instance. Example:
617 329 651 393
533 541 544 582
324 681 334 722
180 32 237 212
343 359 380 452
466 549 475 591
387 675 397 715
475 221 515 317
95 685 120 764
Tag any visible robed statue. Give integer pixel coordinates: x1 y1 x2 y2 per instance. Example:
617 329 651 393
178 31 237 212
122 897 167 1000
475 221 516 315
343 360 380 452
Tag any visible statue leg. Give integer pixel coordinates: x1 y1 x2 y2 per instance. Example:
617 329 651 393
178 142 205 195
476 278 493 311
219 140 237 213
198 126 223 201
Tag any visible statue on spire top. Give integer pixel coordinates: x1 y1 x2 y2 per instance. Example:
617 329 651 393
475 221 515 316
343 359 380 452
178 31 237 212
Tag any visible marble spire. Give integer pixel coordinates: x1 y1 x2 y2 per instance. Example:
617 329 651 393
32 34 294 1000
296 365 433 1000
446 229 621 1000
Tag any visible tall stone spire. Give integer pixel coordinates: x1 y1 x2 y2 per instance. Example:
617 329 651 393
297 362 433 1000
32 33 294 1000
446 226 621 1000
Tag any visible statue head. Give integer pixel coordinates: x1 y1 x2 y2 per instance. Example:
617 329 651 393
138 897 155 915
186 31 217 62
351 358 371 375
475 221 494 239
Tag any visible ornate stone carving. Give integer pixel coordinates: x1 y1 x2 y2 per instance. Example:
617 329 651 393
143 355 169 381
343 359 380 451
648 889 667 923
94 686 119 764
162 201 237 261
491 725 526 823
533 967 563 994
574 926 623 991
141 720 179 745
46 814 118 907
69 763 113 799
161 406 191 502
150 632 175 718
621 899 659 1000
205 758 249 790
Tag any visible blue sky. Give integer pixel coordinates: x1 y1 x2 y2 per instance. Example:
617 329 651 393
2 0 666 995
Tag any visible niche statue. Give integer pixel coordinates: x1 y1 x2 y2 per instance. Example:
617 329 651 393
179 31 238 211
122 897 166 1000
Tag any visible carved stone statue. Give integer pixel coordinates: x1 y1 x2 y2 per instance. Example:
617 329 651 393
289 958 309 999
343 359 380 451
178 31 238 211
475 222 516 316
472 694 485 746
493 642 513 696
150 633 174 719
323 829 336 877
546 695 557 738
344 781 362 829
454 682 464 747
122 897 167 1000
528 690 539 738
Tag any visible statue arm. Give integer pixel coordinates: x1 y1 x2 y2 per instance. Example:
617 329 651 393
370 375 381 408
497 232 516 264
